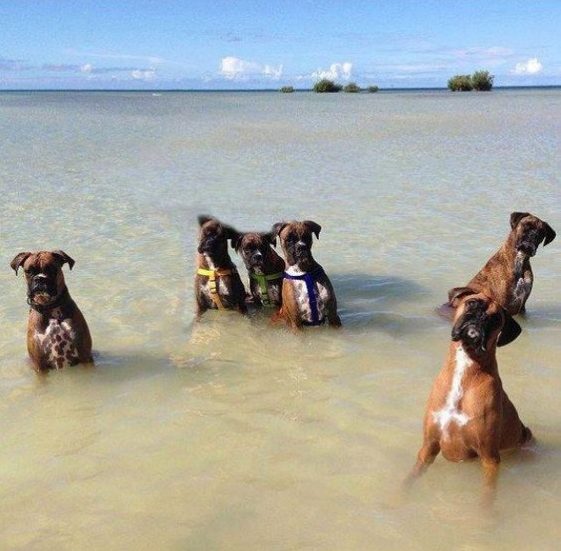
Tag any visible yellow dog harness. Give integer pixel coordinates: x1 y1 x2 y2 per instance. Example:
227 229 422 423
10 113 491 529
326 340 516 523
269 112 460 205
197 267 236 310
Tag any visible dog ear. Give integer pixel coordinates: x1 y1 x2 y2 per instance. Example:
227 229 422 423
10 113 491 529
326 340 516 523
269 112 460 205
52 250 75 270
262 231 277 247
231 232 244 251
543 222 556 247
222 225 240 247
497 311 522 347
271 222 287 238
303 220 322 239
10 252 31 275
510 212 530 229
447 286 476 307
197 214 213 227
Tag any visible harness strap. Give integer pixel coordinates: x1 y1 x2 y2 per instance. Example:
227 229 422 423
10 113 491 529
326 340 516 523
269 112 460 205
250 272 283 306
197 267 235 310
283 267 325 326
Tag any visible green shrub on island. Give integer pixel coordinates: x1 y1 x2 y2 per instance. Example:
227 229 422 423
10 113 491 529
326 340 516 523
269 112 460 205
313 79 343 93
448 70 494 92
343 82 361 93
448 74 474 91
367 85 379 93
471 70 494 91
280 86 294 93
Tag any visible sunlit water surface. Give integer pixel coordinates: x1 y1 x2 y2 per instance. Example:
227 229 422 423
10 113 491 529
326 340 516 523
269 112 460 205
1 90 560 550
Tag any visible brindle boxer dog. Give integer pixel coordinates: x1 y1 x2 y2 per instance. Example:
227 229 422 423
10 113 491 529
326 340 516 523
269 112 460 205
407 289 531 505
195 215 247 318
10 250 93 372
234 231 285 308
272 220 341 329
448 212 556 315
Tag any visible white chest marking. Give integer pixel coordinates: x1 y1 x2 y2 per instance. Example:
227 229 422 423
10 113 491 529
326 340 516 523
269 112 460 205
35 315 79 369
432 345 472 438
201 255 231 309
514 275 532 300
285 264 329 324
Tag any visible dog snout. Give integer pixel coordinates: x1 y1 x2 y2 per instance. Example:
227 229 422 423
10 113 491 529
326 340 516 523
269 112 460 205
198 237 216 254
517 241 537 256
466 326 480 340
31 274 48 289
295 241 308 253
30 272 57 296
452 319 487 353
517 231 540 256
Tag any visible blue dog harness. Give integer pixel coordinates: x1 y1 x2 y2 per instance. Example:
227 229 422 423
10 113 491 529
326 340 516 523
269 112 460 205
283 267 326 326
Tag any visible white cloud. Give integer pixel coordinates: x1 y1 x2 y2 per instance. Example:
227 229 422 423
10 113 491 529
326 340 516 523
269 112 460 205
311 62 353 81
220 56 260 79
512 58 543 75
263 63 283 80
219 56 283 80
131 69 156 81
80 63 93 73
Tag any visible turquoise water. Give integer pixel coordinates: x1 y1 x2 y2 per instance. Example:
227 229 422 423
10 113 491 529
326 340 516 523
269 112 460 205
0 90 560 550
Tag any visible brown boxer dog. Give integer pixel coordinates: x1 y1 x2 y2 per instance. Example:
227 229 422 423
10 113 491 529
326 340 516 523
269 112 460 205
195 215 247 318
234 231 285 308
448 212 556 315
407 289 531 504
10 250 93 372
272 220 341 329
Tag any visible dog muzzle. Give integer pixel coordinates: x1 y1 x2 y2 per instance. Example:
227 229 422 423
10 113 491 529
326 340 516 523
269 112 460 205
451 320 487 354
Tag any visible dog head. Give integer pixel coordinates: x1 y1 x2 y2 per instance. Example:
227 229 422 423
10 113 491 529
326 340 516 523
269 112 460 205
448 287 521 356
234 231 277 273
197 215 240 261
510 212 556 257
10 250 75 307
272 220 321 270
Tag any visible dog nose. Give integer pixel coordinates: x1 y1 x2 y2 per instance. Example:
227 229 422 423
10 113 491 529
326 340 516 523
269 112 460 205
466 327 479 339
296 241 307 251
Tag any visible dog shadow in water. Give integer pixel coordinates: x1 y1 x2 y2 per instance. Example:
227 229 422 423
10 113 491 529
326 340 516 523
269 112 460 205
331 272 442 336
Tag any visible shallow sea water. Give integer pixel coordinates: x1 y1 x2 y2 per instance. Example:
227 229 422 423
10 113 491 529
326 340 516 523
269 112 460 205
0 90 560 550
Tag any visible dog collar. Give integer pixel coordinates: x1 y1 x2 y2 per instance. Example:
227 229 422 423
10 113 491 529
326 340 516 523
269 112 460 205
250 271 283 307
283 267 325 325
197 267 236 310
27 288 70 315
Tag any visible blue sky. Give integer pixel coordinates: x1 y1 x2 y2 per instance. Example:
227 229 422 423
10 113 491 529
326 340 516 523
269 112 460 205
1 0 560 89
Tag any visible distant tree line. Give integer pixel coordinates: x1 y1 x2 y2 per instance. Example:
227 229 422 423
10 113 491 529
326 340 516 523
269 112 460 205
280 71 494 93
448 70 494 91
280 79 380 93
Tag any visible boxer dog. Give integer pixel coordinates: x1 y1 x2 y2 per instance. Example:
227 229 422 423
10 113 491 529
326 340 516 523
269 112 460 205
10 250 93 372
195 215 247 317
407 288 531 504
448 212 556 315
272 220 341 328
234 231 285 308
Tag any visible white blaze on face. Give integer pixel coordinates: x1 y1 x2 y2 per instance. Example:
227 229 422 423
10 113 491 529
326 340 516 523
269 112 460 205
432 345 472 438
